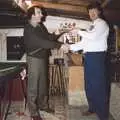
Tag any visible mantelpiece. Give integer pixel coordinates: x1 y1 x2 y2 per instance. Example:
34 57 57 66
0 28 26 62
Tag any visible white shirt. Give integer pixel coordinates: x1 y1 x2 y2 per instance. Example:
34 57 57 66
70 18 109 53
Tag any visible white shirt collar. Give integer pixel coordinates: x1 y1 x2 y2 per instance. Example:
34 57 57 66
93 18 101 24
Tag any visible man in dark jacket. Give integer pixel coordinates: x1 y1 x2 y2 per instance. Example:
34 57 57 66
24 5 63 120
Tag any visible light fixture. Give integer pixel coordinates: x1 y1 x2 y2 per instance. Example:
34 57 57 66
13 0 32 11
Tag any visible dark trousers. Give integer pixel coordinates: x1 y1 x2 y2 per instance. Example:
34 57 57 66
27 56 49 116
84 52 110 120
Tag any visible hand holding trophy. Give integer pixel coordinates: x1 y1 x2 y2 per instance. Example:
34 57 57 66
60 44 70 53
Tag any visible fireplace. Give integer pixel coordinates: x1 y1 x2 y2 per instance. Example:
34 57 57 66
0 28 26 62
7 36 25 60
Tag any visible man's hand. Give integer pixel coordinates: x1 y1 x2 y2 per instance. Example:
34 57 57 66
60 44 70 53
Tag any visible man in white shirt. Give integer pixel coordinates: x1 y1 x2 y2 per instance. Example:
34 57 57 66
62 2 110 120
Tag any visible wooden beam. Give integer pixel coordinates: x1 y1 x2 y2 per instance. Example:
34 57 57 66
46 8 89 20
32 1 88 14
33 0 90 6
58 0 89 6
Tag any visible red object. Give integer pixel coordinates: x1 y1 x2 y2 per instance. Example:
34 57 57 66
16 112 26 116
6 77 27 101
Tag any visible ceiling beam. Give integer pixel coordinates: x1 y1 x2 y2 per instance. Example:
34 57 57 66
32 1 88 14
46 8 89 20
31 0 120 24
33 0 89 6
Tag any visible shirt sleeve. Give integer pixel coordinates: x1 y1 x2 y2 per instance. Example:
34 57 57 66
78 21 109 40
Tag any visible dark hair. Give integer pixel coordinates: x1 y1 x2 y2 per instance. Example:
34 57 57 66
87 2 102 12
87 2 105 19
27 5 47 20
41 7 47 22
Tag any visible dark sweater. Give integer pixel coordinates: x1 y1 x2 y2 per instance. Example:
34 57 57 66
24 23 62 58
